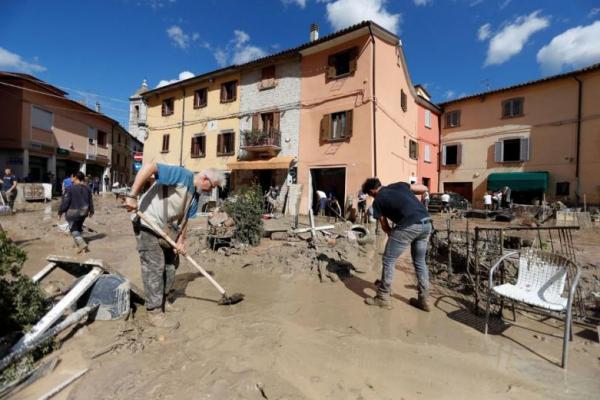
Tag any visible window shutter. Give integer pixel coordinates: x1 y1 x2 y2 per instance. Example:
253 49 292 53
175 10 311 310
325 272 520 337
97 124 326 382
231 81 237 101
161 101 165 115
217 134 223 154
494 141 502 162
424 144 431 162
326 54 336 79
345 110 353 138
190 136 195 155
425 110 431 128
520 137 530 161
320 114 330 142
273 111 280 132
442 145 447 165
502 101 510 118
349 47 358 74
220 85 226 102
456 143 462 165
252 113 259 131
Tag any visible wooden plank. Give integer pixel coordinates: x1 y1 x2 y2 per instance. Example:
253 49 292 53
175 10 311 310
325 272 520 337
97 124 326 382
32 262 57 283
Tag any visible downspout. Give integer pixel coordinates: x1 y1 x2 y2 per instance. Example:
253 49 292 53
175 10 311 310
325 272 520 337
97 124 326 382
437 107 442 193
368 25 377 177
573 77 582 206
179 87 186 166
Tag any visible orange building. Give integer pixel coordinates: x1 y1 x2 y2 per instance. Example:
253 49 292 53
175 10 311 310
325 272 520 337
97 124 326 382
298 21 421 213
415 84 441 193
439 63 600 207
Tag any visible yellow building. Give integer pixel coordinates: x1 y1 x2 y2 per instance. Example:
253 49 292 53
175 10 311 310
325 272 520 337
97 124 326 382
142 68 241 191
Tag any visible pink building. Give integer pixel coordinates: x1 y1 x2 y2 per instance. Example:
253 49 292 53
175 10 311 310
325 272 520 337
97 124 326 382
414 85 441 193
297 21 421 213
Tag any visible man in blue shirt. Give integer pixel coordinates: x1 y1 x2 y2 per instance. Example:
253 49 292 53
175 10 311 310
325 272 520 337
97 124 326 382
124 162 225 329
362 178 432 312
62 174 74 194
1 168 18 212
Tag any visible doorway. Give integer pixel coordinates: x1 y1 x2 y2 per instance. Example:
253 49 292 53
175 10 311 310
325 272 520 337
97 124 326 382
310 167 346 214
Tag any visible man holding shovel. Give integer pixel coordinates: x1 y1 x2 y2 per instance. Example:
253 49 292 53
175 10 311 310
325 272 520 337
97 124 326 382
124 163 224 329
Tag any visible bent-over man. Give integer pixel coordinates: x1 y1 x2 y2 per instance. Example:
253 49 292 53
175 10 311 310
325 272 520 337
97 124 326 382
124 163 225 329
362 178 432 311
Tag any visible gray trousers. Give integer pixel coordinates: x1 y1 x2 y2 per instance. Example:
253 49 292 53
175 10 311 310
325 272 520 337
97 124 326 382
135 227 179 310
378 222 432 297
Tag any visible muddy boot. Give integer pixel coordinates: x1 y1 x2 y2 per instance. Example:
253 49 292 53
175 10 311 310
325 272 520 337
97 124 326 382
364 293 392 310
74 236 88 253
409 294 431 312
147 309 180 329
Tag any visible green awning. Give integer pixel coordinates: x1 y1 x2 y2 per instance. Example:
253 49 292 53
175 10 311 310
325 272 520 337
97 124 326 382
487 172 548 192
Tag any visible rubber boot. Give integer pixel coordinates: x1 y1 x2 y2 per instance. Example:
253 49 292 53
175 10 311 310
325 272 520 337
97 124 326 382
147 309 180 329
74 236 88 253
409 294 431 312
364 292 392 310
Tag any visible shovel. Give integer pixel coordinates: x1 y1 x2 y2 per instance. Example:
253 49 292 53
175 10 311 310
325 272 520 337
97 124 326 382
136 211 244 305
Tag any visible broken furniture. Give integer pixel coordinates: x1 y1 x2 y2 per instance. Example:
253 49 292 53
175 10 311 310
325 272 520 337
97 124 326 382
484 249 581 368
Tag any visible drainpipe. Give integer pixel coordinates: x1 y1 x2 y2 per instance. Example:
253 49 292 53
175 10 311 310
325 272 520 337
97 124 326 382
437 108 442 193
179 87 186 167
368 25 377 177
573 77 582 206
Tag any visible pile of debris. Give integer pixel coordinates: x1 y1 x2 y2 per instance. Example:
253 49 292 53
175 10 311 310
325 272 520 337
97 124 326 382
208 210 236 238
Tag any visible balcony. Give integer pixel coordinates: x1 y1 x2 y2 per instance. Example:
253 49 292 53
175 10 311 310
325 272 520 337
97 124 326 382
241 129 281 156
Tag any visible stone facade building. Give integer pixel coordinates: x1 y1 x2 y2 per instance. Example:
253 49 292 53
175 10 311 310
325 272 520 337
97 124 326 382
129 80 148 143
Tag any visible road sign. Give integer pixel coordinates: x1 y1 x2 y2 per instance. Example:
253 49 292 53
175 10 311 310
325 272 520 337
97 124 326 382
133 152 143 162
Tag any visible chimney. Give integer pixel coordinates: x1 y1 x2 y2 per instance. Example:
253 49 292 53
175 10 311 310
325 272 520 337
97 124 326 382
310 23 319 42
95 101 101 113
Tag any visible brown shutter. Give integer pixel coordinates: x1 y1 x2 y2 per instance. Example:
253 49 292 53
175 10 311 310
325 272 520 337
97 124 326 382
232 81 237 101
190 136 195 155
231 131 236 154
273 111 280 132
326 54 336 79
345 110 353 138
220 84 226 102
252 113 259 131
217 134 223 154
161 101 165 115
320 114 330 143
349 47 358 74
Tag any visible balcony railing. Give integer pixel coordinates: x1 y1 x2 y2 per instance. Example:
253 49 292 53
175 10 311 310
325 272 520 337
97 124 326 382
241 129 281 154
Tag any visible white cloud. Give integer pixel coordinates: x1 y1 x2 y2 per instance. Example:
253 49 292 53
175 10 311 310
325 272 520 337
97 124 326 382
166 25 200 49
156 70 194 88
537 21 600 74
444 90 455 99
281 0 306 8
0 47 46 73
469 0 484 7
478 23 491 41
499 0 511 9
214 30 267 67
413 0 431 6
588 8 600 18
484 10 550 66
138 0 176 10
326 0 401 34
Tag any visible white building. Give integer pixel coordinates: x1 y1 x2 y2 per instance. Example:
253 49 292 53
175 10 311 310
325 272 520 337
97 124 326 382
128 80 149 143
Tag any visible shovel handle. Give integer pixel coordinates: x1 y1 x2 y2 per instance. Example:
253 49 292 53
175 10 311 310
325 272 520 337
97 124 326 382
136 211 226 296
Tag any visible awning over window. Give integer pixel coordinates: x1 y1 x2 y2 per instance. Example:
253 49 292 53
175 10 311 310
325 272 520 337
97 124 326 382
487 172 549 192
227 156 295 171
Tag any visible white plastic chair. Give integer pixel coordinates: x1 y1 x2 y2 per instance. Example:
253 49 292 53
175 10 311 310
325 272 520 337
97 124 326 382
484 250 581 368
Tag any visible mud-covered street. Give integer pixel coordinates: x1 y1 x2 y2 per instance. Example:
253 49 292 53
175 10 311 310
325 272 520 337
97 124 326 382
0 195 598 400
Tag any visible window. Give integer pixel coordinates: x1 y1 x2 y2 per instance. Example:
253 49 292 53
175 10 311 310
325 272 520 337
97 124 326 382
97 131 107 146
116 153 120 166
442 144 461 166
194 88 207 108
401 90 407 112
556 182 570 196
118 134 121 144
422 177 431 189
409 140 418 160
259 66 276 90
326 47 358 79
31 106 53 131
502 97 524 118
134 105 140 120
494 137 529 162
424 144 431 163
161 134 170 152
217 131 235 155
445 110 460 128
261 113 274 134
161 97 174 116
191 134 206 158
425 110 431 128
220 81 237 103
320 110 353 142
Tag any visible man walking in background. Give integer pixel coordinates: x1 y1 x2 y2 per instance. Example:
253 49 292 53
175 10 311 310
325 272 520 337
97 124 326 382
58 171 94 252
123 162 225 329
361 178 432 311
0 168 18 212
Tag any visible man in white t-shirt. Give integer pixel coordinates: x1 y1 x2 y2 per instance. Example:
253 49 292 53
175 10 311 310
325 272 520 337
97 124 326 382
483 192 492 210
316 189 327 216
441 192 450 212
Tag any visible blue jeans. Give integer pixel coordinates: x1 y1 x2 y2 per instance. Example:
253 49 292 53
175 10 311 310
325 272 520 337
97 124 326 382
378 221 432 297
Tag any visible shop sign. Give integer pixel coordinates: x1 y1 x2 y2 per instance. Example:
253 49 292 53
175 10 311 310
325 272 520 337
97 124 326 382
57 148 70 156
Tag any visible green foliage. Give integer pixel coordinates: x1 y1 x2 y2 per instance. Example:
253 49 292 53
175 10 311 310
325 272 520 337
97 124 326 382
0 230 48 335
223 184 264 246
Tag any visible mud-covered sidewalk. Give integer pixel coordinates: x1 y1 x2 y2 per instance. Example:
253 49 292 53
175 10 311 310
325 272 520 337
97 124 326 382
1 196 599 399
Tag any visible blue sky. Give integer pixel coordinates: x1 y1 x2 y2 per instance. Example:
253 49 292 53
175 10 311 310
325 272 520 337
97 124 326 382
1 0 599 126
